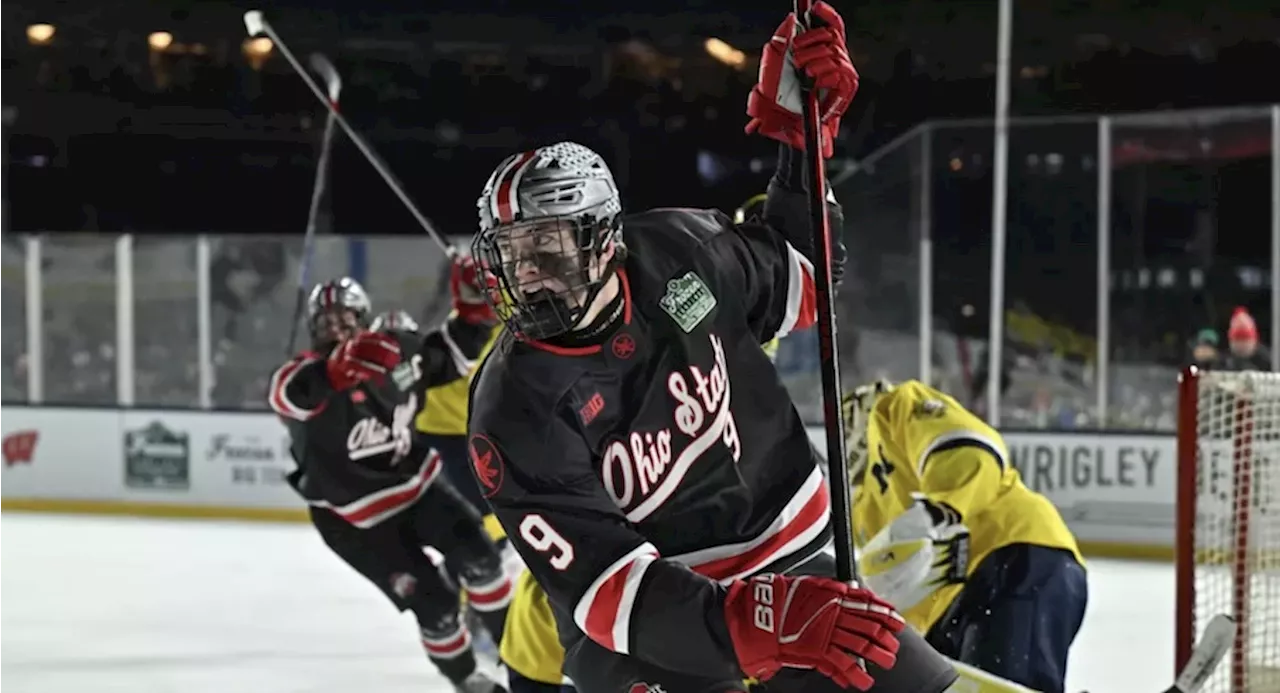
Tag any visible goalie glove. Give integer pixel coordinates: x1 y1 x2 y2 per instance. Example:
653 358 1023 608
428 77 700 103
858 494 970 613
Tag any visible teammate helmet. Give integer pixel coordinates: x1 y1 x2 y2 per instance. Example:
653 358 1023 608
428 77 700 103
842 379 895 483
733 193 768 225
450 255 498 325
307 277 372 349
370 309 420 334
472 141 624 341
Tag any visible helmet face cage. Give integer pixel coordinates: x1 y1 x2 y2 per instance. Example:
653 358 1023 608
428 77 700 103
307 277 372 348
472 206 619 340
451 257 488 306
450 256 500 325
474 142 623 341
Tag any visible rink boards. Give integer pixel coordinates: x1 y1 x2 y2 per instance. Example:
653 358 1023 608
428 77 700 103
1 405 1187 560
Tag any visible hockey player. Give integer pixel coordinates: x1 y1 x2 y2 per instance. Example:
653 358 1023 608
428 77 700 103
414 255 507 538
465 4 957 692
269 277 512 693
845 379 1087 693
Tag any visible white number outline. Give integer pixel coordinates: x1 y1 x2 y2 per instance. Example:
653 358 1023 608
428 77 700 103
519 513 575 571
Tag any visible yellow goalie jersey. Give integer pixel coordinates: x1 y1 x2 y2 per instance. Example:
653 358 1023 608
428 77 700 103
852 380 1082 634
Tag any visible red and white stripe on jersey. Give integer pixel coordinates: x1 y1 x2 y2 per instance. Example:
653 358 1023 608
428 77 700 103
421 624 472 660
462 572 514 612
773 242 817 340
572 541 659 655
489 151 537 224
673 465 830 583
309 450 442 528
569 468 829 655
268 357 326 421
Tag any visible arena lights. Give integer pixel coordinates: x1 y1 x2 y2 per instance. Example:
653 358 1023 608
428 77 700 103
243 37 273 57
148 31 174 51
26 24 55 46
704 38 746 69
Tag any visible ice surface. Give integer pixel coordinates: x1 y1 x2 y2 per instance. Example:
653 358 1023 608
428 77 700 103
1 513 1175 693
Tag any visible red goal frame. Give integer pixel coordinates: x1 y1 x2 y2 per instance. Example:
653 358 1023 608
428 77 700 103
1176 365 1251 693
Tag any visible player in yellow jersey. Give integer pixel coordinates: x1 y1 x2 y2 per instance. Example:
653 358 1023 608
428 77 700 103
414 255 505 536
843 379 1087 693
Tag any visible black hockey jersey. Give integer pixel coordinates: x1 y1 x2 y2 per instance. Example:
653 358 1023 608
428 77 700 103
269 326 486 528
467 187 837 681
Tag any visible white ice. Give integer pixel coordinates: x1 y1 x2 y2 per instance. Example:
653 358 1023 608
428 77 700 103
1 513 1174 693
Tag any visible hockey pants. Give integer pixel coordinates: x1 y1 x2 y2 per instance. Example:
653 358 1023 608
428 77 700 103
924 543 1088 693
557 549 958 693
309 477 513 681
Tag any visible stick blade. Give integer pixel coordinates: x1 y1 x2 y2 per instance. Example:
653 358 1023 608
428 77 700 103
243 10 266 37
309 53 343 102
1169 614 1236 693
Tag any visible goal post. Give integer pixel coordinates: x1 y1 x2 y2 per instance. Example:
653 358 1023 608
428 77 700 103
1176 366 1280 693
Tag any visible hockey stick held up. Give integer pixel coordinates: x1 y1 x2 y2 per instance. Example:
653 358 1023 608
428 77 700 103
243 10 456 258
791 0 857 584
287 52 343 357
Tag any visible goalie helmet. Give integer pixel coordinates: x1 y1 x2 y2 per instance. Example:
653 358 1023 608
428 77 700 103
841 378 895 482
307 277 372 350
472 141 624 341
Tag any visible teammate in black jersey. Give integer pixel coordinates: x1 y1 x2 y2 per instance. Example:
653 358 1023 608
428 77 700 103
269 277 511 693
465 4 957 692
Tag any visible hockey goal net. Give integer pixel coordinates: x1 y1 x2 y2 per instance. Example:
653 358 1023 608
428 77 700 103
1177 367 1280 693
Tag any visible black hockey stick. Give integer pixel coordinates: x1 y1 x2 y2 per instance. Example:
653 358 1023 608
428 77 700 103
286 52 343 357
792 0 856 583
243 11 456 258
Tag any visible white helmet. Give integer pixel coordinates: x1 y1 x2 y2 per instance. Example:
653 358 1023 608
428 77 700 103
842 379 895 482
472 142 623 341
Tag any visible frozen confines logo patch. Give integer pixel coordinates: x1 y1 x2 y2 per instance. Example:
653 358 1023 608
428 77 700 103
658 272 716 333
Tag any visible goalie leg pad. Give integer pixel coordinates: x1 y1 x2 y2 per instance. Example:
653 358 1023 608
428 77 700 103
924 544 1087 693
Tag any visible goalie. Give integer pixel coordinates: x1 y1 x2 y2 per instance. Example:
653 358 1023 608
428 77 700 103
844 380 1087 693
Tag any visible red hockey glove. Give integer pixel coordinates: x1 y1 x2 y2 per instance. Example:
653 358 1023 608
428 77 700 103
723 573 904 691
326 330 402 390
745 1 859 159
451 255 499 326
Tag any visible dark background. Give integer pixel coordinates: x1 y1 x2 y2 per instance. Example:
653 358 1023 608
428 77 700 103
3 0 1280 419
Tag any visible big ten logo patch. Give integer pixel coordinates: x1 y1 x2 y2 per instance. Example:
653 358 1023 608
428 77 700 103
579 392 606 426
468 434 504 498
601 333 740 522
3 430 38 467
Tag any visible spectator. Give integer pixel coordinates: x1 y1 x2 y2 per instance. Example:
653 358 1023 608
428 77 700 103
1189 328 1221 370
1220 307 1272 371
